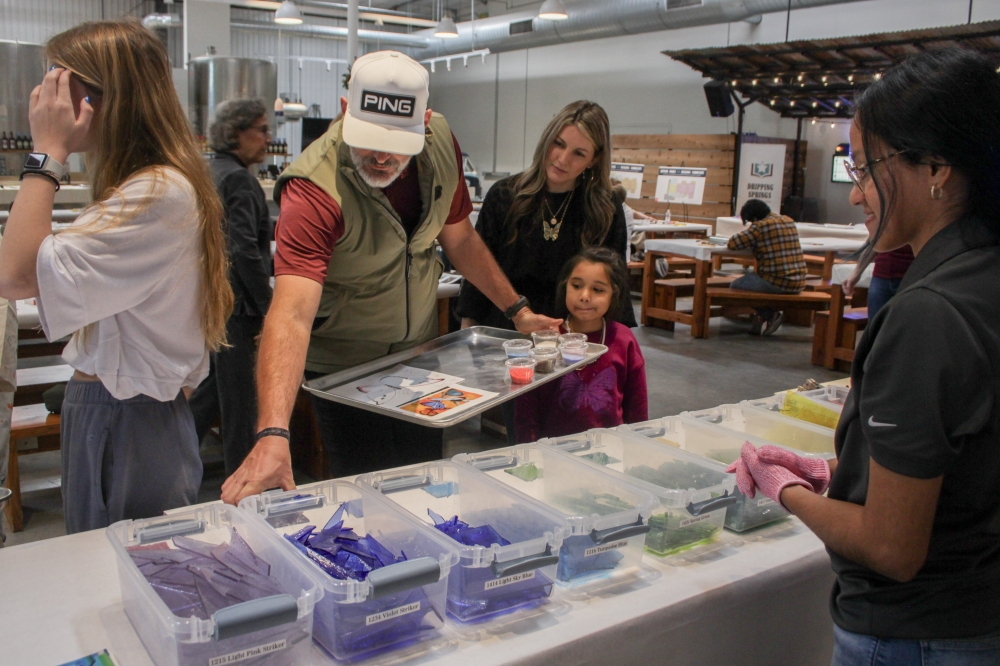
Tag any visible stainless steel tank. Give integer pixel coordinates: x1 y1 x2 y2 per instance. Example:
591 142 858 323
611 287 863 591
188 56 278 137
0 41 46 176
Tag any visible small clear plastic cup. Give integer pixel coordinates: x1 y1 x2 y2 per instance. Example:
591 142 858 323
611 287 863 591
506 358 537 384
502 339 533 358
531 330 561 349
529 346 559 373
558 333 587 346
559 340 588 364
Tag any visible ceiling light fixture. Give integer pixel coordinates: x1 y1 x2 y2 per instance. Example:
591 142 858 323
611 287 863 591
434 15 459 38
274 0 303 25
538 0 569 20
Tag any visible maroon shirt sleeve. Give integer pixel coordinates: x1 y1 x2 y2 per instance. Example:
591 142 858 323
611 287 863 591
447 132 473 224
273 178 344 284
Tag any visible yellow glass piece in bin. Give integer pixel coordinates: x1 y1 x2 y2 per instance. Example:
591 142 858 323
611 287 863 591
780 391 840 430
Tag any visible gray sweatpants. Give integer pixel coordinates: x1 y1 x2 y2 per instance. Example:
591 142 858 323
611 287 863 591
61 379 202 534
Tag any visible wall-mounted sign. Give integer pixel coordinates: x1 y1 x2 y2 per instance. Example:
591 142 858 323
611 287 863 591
610 162 645 199
735 143 786 213
654 166 707 206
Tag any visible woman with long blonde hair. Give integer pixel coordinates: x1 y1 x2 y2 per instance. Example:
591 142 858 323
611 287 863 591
0 19 233 533
457 100 634 331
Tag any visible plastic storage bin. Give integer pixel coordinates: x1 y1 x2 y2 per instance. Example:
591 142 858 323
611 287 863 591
453 444 659 585
106 504 320 666
684 403 837 457
541 429 737 555
772 386 850 413
622 416 832 531
240 481 459 660
357 460 567 622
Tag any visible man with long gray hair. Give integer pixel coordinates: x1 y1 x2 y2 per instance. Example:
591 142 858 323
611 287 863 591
189 98 273 476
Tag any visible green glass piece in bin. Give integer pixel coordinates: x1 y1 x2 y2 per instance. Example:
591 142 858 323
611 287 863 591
644 512 720 556
581 452 620 466
504 462 542 481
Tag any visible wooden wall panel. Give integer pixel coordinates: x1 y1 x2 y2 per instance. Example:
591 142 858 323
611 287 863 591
612 133 735 223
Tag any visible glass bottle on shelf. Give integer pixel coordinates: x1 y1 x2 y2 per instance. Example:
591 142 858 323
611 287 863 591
1 132 8 151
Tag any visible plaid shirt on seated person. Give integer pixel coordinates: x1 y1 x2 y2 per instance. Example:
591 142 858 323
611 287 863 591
727 212 807 292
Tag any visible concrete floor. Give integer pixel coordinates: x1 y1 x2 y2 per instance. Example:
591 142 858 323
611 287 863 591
2 301 847 547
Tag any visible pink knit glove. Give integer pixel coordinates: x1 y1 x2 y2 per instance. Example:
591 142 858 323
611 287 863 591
756 445 831 495
725 442 812 509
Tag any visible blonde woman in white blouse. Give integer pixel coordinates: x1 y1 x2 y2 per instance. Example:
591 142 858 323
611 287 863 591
0 20 233 533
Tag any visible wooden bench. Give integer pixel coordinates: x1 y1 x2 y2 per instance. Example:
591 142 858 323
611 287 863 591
703 288 832 337
813 307 868 371
14 364 72 407
5 404 61 533
645 276 738 330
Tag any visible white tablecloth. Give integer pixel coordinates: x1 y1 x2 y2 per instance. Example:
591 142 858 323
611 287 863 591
0 517 835 666
798 237 865 254
14 299 40 330
715 217 870 242
831 263 874 289
644 238 748 262
633 222 711 234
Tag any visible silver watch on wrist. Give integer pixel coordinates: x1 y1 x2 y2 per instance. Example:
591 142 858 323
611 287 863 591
23 152 66 180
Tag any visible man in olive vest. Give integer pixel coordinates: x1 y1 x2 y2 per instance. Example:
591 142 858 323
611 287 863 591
222 51 558 504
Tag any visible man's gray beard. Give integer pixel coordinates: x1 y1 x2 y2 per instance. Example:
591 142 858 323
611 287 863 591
349 147 411 189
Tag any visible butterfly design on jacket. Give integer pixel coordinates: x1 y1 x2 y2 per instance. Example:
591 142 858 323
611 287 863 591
558 367 617 414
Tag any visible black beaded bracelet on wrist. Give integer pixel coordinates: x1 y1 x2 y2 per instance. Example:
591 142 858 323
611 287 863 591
19 170 61 191
255 427 290 442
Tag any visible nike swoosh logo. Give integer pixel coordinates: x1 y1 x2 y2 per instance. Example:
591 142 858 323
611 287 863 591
868 416 897 428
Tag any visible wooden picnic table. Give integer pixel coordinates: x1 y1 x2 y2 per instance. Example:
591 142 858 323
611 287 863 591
642 237 865 338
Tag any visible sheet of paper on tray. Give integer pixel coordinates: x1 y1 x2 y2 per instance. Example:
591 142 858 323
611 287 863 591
327 364 498 421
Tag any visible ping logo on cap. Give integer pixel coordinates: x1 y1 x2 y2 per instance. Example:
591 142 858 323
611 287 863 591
361 90 416 118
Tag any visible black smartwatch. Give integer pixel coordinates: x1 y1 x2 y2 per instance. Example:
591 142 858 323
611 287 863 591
504 295 530 320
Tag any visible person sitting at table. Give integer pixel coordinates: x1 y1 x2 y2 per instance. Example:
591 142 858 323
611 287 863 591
611 179 650 263
0 20 234 533
727 199 807 336
727 49 1000 665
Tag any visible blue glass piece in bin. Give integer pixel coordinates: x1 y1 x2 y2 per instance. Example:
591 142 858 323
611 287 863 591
427 510 511 548
423 481 457 498
556 534 624 581
284 502 445 659
320 503 346 534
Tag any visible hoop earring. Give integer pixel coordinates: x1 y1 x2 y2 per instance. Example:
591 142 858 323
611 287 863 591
930 184 943 200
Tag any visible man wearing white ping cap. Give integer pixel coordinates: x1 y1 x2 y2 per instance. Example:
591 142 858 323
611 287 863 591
222 51 559 503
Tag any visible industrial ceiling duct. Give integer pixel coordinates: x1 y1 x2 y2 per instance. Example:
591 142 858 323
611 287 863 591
412 0 869 60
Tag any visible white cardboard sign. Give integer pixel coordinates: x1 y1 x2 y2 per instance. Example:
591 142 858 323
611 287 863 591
654 166 707 206
735 143 786 214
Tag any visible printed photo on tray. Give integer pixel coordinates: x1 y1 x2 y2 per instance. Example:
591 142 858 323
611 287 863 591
398 386 496 420
329 364 465 408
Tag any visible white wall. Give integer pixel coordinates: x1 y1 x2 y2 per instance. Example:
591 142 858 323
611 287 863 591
427 0 1000 219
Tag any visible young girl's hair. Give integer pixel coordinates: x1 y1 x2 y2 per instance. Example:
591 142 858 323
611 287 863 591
555 247 631 324
47 19 233 351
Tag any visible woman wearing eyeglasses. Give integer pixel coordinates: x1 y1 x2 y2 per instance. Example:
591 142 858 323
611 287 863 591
727 50 1000 664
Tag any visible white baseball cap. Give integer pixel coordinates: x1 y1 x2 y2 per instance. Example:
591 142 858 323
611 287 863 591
343 51 429 155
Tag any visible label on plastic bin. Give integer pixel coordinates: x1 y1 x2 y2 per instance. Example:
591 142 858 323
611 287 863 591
757 497 776 507
365 601 422 626
485 570 536 590
208 639 287 666
679 513 714 528
584 539 629 558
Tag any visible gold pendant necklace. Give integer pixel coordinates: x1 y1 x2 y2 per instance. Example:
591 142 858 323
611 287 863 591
542 188 575 241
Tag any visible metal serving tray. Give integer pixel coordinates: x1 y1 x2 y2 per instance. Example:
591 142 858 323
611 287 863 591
302 326 608 428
